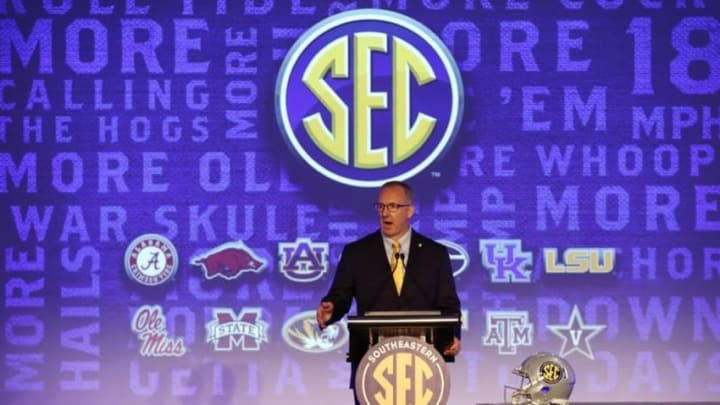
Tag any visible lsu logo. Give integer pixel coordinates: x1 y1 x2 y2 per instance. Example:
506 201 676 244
278 238 329 282
544 248 615 273
355 336 450 405
191 241 266 280
281 310 348 353
275 9 464 187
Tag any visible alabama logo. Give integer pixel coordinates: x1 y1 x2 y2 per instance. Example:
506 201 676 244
124 234 178 286
191 240 266 280
276 9 464 187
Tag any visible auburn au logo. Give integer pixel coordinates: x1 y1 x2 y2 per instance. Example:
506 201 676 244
276 9 464 187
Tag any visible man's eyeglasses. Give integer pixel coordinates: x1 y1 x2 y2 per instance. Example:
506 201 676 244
373 202 411 213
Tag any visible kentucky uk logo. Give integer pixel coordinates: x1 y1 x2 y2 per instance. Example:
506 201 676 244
479 239 533 283
275 9 464 187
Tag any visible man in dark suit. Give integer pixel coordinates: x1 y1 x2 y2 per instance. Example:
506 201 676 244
316 180 462 400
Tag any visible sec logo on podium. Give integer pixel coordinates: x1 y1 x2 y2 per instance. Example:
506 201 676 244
355 336 451 405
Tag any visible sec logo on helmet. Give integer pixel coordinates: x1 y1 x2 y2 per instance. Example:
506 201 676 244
276 9 464 187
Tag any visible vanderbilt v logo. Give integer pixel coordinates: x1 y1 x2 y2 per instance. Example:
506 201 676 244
570 330 582 345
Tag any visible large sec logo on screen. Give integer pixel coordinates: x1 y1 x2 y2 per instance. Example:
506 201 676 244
275 9 464 187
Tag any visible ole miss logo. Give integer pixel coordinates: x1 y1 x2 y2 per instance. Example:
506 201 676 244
131 305 186 357
276 9 464 187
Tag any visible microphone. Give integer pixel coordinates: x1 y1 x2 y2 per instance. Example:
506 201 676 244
391 253 404 273
366 253 404 312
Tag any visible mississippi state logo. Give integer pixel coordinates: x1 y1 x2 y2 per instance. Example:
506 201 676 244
355 336 450 405
206 307 269 351
124 234 178 286
276 9 464 187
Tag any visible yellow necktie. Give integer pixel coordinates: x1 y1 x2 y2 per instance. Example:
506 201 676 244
391 241 405 295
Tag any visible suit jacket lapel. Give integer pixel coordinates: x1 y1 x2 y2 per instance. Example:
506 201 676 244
406 232 423 275
372 231 390 276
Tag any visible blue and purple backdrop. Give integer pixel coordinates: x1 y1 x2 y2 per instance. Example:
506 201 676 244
1 1 719 404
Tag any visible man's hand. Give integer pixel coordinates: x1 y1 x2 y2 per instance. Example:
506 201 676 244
443 337 461 357
316 301 334 330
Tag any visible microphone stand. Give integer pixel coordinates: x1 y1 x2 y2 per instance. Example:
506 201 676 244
366 252 403 312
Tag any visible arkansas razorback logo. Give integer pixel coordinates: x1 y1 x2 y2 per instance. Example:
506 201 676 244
191 241 266 280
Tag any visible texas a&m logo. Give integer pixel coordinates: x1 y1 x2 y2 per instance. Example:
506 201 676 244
482 310 533 355
278 238 329 282
276 9 464 187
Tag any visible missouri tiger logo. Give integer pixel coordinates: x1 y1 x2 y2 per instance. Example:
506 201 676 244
281 310 348 353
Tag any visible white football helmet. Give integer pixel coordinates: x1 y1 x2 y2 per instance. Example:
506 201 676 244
505 352 575 405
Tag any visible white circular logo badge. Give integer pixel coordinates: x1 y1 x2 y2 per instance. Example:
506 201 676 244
124 234 179 286
355 336 450 405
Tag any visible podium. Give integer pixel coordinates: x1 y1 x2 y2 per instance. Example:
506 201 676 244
347 310 460 363
348 311 460 405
